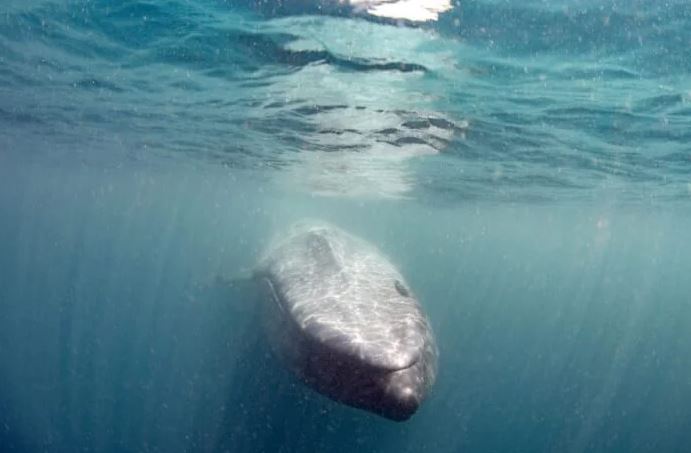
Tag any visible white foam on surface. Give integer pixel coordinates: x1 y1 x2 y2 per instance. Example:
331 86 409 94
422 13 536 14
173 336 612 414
351 0 453 22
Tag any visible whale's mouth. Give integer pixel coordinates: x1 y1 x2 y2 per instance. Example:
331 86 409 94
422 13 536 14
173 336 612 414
301 356 425 422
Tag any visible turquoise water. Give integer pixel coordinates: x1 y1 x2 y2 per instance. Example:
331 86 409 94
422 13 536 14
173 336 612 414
2 1 691 452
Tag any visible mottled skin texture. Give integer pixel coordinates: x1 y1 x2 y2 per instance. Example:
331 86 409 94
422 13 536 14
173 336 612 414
255 222 438 421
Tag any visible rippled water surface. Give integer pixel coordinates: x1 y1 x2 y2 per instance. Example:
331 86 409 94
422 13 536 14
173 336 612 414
4 0 691 201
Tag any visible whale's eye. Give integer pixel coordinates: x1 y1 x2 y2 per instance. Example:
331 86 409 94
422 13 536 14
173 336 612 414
394 280 410 297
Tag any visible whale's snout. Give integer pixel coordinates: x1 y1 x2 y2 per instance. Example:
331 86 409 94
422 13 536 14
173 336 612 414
375 365 426 421
382 384 422 421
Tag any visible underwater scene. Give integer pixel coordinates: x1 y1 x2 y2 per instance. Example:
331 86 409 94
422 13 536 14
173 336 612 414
1 0 691 451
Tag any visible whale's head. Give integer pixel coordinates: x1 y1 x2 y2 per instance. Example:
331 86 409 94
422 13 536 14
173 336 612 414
301 275 438 421
298 290 438 422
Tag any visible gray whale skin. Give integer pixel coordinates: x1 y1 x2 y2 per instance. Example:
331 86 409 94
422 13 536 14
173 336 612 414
254 221 438 421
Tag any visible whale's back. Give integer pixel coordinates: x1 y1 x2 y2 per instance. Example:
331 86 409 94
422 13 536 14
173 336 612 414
258 224 429 372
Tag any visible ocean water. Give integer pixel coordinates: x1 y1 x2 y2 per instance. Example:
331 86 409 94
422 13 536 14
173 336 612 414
2 0 691 452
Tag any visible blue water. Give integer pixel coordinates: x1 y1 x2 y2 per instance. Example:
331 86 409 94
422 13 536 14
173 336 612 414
2 1 691 452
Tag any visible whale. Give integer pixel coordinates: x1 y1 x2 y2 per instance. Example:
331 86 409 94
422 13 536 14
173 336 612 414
254 221 438 421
